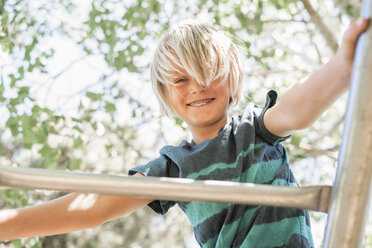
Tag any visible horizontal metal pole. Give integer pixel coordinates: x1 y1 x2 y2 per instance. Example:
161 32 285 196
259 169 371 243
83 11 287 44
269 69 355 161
0 164 331 212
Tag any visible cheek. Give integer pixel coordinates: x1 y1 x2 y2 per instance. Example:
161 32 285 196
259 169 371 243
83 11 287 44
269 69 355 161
216 85 231 102
168 87 185 107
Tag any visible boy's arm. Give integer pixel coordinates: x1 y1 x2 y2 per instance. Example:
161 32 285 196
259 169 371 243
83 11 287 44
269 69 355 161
264 18 369 137
0 173 153 241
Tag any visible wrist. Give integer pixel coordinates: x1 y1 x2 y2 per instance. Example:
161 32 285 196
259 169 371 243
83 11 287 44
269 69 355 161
330 51 352 89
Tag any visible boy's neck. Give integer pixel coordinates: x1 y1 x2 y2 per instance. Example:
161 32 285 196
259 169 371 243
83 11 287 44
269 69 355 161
189 116 228 144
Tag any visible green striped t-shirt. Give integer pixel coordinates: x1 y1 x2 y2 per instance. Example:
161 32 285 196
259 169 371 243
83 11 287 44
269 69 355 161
129 90 314 248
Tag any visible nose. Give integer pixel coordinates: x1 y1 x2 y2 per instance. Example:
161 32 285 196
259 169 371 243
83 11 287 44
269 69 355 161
189 78 206 94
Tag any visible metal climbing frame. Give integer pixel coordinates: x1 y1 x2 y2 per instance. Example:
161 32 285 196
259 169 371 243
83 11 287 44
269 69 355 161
0 1 371 247
323 0 372 246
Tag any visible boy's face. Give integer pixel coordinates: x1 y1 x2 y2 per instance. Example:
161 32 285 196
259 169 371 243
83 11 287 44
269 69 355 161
167 71 231 130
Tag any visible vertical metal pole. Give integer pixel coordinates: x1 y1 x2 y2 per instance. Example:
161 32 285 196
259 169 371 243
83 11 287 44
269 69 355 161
323 1 372 247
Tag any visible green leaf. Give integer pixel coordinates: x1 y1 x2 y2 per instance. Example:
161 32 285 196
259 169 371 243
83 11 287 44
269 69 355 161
295 154 307 159
35 128 47 144
83 115 92 122
21 115 36 130
91 122 98 130
0 0 5 15
22 129 37 149
9 96 22 106
0 81 4 95
39 145 60 168
38 144 51 157
104 102 116 113
105 144 113 152
6 116 20 136
86 92 104 101
17 66 25 78
41 107 53 115
72 117 82 123
78 100 84 111
73 125 83 133
41 121 48 136
152 1 161 14
13 239 22 248
9 74 17 88
290 134 302 147
70 158 82 170
73 136 84 149
174 117 186 131
32 105 41 114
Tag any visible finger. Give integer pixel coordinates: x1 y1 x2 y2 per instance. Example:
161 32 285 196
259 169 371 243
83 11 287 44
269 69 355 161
342 18 369 60
343 18 368 46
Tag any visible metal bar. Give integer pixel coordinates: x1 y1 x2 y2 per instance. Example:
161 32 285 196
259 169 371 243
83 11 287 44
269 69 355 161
323 2 372 247
0 165 332 212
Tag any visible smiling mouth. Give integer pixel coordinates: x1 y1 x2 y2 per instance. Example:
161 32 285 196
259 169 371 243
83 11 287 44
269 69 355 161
187 98 215 107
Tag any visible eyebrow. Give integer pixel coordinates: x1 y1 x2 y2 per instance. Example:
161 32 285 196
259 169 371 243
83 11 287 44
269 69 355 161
173 74 188 78
170 71 189 79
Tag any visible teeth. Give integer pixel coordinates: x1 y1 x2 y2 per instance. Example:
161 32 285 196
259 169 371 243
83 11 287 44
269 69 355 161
188 99 213 106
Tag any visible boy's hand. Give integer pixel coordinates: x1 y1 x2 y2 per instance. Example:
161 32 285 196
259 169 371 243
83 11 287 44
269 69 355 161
335 18 369 84
264 17 369 137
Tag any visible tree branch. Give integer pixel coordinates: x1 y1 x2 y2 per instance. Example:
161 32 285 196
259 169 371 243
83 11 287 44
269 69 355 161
300 0 339 53
309 114 344 145
290 145 339 163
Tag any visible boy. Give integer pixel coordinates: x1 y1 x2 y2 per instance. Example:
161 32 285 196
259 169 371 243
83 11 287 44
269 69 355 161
0 18 368 247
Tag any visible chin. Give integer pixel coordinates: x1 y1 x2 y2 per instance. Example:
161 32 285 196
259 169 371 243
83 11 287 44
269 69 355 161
191 116 226 127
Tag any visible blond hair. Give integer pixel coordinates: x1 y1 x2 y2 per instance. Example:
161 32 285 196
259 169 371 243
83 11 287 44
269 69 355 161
150 19 243 116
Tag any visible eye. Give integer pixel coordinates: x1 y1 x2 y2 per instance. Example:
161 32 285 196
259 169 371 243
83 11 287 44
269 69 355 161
174 78 188 84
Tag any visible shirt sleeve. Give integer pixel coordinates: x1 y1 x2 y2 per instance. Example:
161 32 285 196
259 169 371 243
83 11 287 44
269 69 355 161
128 156 177 215
254 90 291 145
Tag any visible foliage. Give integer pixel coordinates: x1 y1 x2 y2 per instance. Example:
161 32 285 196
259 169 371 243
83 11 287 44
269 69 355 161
0 0 369 247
